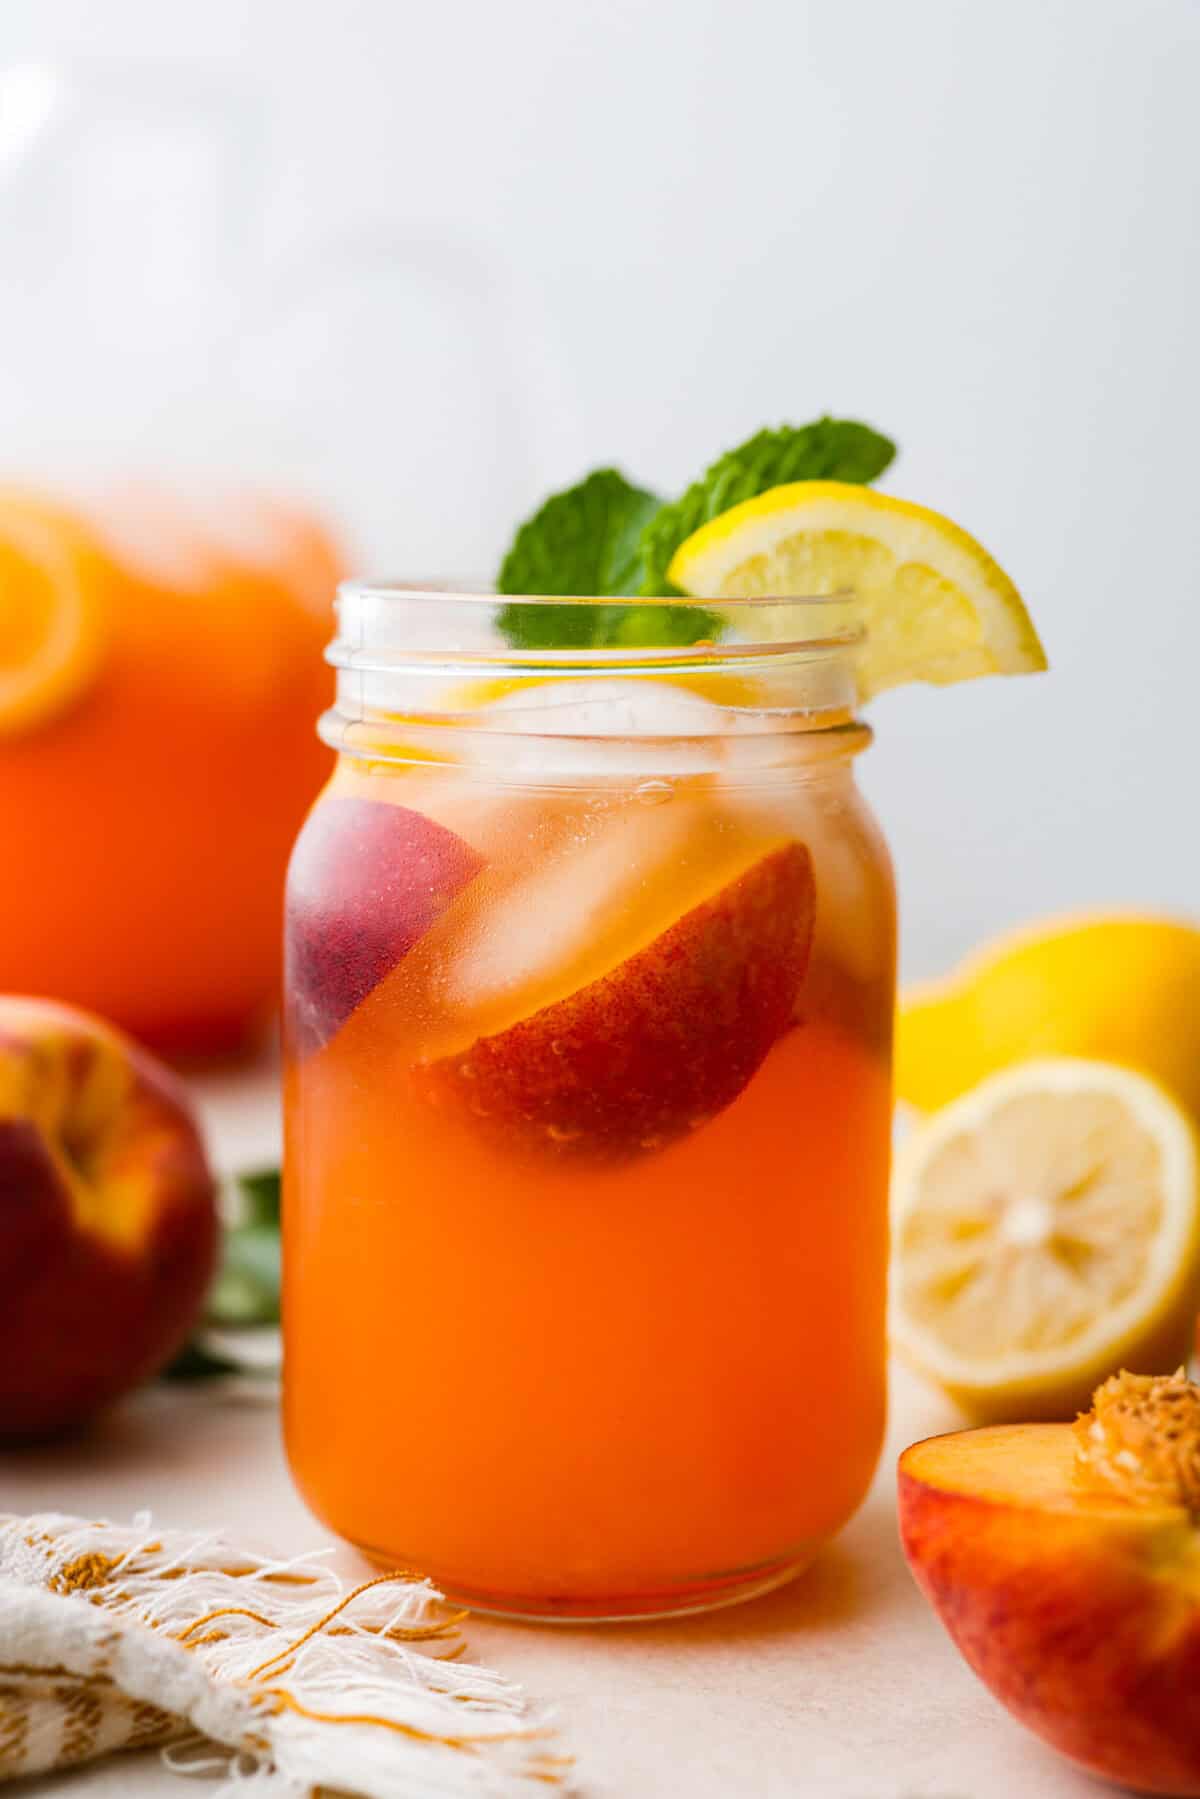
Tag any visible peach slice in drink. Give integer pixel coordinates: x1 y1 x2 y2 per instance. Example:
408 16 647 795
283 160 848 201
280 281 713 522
410 797 816 1162
287 794 484 1051
285 761 628 1056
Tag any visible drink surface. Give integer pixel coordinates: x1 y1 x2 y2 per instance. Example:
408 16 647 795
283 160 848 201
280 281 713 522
283 698 895 1618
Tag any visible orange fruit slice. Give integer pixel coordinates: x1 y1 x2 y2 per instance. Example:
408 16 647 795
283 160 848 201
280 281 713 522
0 496 109 736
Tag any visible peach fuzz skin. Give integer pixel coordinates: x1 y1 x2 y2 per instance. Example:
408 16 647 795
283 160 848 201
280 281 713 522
0 996 218 1442
899 1424 1200 1796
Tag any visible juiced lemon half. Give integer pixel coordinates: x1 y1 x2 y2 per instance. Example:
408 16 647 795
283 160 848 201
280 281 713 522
0 496 109 735
890 1058 1200 1422
667 480 1047 698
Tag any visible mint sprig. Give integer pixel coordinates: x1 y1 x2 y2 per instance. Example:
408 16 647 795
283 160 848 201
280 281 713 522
637 419 895 596
497 468 721 649
496 417 895 649
162 1167 284 1381
498 468 659 601
207 1167 281 1326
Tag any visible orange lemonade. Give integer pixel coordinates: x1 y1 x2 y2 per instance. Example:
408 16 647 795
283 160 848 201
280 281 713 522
283 587 895 1619
0 487 342 1055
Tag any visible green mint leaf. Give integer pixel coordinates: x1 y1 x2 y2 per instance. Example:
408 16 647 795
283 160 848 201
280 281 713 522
495 598 622 651
498 468 661 600
235 1166 281 1228
496 468 721 650
496 600 723 658
207 1222 281 1327
162 1338 242 1382
637 418 896 595
167 1164 284 1371
608 601 722 647
498 594 723 653
495 418 894 649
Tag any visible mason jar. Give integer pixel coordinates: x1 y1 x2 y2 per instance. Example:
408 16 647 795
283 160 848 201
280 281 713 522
283 585 895 1621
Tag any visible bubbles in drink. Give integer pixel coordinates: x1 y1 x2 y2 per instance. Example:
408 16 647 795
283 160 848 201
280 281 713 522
635 779 674 805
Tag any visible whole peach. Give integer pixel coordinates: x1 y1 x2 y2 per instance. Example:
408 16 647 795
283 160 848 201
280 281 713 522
0 996 218 1441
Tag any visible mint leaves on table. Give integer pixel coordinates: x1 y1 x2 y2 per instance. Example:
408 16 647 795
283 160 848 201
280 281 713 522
163 1339 243 1383
496 417 896 650
208 1166 281 1327
163 1166 282 1382
235 1167 282 1221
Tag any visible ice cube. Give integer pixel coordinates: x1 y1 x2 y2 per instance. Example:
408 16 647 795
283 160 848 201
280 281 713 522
442 795 699 1032
463 678 727 782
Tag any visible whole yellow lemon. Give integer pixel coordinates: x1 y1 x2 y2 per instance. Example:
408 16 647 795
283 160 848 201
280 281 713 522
897 914 1200 1120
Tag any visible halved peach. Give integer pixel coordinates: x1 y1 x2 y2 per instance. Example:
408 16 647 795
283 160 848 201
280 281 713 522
415 841 815 1160
286 794 484 1052
899 1372 1200 1796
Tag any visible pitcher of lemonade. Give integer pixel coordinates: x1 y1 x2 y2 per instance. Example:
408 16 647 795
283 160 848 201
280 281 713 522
0 60 528 1055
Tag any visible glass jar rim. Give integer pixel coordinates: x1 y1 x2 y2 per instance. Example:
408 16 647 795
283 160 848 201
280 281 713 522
322 580 870 768
333 579 864 666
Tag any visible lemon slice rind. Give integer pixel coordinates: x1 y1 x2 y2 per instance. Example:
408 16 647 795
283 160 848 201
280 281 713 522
667 480 1047 700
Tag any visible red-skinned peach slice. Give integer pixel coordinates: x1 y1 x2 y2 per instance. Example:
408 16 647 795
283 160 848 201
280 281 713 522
899 1372 1200 1796
0 996 218 1441
286 794 484 1053
416 841 815 1161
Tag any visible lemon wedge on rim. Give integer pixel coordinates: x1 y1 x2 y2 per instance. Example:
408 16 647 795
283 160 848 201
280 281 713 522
667 480 1046 698
890 1057 1200 1422
0 497 109 736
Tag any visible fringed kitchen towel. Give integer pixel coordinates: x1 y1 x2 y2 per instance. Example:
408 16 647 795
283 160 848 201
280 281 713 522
0 1512 570 1796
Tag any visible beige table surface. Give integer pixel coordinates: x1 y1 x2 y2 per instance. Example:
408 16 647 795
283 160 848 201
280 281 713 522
2 1061 1101 1799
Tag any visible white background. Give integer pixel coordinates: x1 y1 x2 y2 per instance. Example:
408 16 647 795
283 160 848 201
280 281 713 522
2 0 1197 977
